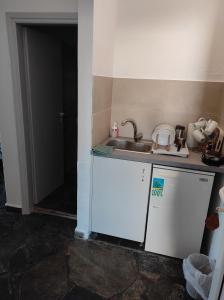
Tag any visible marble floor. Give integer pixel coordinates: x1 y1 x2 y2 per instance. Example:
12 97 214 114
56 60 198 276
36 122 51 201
0 209 193 300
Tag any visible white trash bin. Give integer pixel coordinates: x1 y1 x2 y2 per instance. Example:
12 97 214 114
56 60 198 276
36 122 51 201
183 253 215 300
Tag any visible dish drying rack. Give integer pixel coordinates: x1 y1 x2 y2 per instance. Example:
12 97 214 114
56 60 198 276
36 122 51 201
153 134 172 151
152 134 189 157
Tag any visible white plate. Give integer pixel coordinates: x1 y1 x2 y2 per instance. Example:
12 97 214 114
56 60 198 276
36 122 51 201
152 125 175 146
154 124 175 134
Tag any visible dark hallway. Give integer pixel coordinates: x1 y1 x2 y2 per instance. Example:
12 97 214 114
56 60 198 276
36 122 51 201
21 25 78 215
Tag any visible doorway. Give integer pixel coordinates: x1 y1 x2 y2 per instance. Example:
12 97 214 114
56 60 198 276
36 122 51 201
0 146 6 209
17 24 77 217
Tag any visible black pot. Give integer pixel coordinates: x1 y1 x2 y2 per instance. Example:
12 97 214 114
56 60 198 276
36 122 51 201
202 152 224 167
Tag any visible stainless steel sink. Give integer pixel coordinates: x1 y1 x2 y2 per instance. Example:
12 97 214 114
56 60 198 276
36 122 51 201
106 138 152 153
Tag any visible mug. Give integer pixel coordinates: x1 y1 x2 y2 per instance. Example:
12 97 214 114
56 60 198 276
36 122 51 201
192 129 206 143
186 123 199 148
195 117 207 129
204 119 218 136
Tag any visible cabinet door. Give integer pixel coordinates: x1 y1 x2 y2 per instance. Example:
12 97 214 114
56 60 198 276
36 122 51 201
145 167 214 258
92 157 152 242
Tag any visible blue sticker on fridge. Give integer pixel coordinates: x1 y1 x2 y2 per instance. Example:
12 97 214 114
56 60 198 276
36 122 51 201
152 178 164 197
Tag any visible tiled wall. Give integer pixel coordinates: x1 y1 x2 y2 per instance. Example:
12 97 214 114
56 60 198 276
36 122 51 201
111 79 224 140
220 92 224 127
92 76 113 146
92 76 224 144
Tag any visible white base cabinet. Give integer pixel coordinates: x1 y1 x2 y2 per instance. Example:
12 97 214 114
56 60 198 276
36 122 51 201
92 156 152 242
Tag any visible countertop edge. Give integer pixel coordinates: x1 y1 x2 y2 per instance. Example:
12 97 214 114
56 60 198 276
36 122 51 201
92 151 224 175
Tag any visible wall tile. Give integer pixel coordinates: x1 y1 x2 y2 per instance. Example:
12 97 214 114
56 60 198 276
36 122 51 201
92 76 224 144
111 78 224 139
219 87 224 128
111 105 202 140
93 76 113 113
92 109 111 146
92 76 113 146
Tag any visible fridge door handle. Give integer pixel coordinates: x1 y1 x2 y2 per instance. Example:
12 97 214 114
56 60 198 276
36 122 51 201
199 178 208 182
156 171 179 179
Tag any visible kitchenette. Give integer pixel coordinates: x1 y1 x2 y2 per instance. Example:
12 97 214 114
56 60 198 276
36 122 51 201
91 116 224 260
2 0 224 299
89 1 224 298
90 0 224 268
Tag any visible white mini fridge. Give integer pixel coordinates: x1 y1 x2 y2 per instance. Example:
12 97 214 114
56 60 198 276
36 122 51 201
145 165 215 259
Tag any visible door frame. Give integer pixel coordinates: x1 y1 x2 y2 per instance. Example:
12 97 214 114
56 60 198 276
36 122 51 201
6 13 78 214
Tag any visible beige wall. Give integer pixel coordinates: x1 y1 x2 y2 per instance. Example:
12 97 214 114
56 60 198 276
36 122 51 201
111 79 224 139
92 77 224 142
220 91 224 127
92 76 113 146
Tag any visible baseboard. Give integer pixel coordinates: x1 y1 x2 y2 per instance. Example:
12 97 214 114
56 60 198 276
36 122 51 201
74 227 90 239
5 205 22 213
33 206 77 220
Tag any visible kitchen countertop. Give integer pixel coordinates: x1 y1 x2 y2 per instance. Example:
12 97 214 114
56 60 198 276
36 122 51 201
93 138 224 175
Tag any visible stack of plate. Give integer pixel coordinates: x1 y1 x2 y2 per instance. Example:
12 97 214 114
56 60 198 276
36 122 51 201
152 124 176 147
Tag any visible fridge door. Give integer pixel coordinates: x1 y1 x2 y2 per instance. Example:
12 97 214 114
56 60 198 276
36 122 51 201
145 166 214 258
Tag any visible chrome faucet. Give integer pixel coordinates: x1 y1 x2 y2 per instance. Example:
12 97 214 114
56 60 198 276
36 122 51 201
121 119 143 142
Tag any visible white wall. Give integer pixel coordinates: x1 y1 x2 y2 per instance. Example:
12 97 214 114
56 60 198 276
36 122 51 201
112 0 224 81
76 0 94 238
0 0 78 208
209 201 224 300
92 0 117 77
208 175 224 260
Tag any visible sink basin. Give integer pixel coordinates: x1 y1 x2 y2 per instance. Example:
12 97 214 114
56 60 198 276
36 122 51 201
106 139 152 153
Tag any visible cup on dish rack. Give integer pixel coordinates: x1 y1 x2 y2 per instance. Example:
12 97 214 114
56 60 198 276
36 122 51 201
194 118 207 129
192 129 206 143
204 119 218 136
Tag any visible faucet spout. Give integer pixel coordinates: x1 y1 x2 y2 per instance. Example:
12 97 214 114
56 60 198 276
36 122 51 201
121 119 143 142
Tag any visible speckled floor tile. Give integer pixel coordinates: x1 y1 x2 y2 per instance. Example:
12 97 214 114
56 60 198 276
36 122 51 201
0 209 194 300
